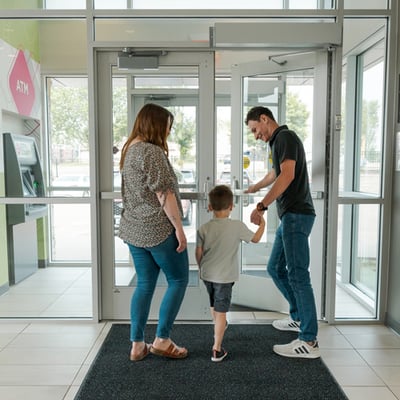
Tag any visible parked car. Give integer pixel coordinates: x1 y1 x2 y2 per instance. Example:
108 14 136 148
218 169 253 189
51 174 90 196
180 169 195 184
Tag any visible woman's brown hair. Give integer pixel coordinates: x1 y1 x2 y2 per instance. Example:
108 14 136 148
119 103 174 170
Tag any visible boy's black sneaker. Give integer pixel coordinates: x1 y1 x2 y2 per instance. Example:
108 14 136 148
211 348 227 362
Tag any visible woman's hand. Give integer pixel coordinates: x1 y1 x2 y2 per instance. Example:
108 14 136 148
174 228 187 253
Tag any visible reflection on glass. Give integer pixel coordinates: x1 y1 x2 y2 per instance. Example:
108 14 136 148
335 204 378 319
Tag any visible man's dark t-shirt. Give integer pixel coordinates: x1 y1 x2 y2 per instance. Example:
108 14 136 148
269 125 315 219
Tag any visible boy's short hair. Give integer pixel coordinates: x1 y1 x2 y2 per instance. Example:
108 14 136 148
209 185 233 211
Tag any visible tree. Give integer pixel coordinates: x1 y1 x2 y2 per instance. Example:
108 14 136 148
362 99 380 162
112 86 128 146
49 85 89 149
168 106 195 166
286 91 310 142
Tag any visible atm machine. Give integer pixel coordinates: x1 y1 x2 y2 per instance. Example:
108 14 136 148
3 132 48 284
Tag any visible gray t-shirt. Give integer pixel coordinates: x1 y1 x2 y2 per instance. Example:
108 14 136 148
196 217 254 283
118 141 183 247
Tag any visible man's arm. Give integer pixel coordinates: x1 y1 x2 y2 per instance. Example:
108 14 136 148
249 159 296 225
246 169 276 193
258 159 295 207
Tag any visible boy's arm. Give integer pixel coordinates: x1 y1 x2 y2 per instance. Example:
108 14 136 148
195 246 203 266
251 216 266 243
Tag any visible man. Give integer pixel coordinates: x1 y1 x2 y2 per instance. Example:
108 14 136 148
245 106 320 359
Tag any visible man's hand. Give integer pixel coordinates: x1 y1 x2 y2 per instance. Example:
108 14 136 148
245 184 257 194
250 208 264 225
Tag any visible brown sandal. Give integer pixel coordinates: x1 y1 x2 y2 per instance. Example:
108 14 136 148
130 343 151 361
150 342 188 359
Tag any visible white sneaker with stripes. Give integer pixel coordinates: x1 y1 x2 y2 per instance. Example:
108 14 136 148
273 339 320 359
272 317 301 332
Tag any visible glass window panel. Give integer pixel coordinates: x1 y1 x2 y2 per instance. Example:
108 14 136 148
352 204 380 299
134 77 198 89
112 69 199 287
95 0 334 9
40 20 87 71
357 47 384 194
45 0 86 9
344 0 388 9
340 19 386 195
240 69 313 277
50 204 91 262
95 19 211 43
216 105 232 184
47 77 90 197
335 204 379 319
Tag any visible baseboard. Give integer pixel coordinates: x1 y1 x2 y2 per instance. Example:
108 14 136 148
385 313 400 335
0 282 9 296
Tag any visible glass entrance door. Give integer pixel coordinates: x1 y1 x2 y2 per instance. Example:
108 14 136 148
229 51 330 318
97 51 214 320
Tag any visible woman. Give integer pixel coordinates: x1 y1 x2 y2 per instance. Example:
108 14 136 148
119 103 189 361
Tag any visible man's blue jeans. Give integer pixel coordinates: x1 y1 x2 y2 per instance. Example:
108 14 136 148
267 212 318 342
127 233 189 342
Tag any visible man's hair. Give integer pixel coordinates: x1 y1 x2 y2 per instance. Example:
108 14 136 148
245 106 276 124
209 185 233 211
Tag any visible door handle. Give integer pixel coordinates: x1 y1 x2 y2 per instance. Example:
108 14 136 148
311 191 324 199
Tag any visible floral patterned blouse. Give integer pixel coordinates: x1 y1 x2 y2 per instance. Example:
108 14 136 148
118 141 183 247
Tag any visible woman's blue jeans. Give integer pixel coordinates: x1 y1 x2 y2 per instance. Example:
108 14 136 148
267 212 318 342
127 233 189 342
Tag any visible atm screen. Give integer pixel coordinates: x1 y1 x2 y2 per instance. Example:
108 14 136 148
13 136 37 165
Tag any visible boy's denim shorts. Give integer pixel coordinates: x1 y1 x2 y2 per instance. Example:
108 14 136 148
203 280 234 313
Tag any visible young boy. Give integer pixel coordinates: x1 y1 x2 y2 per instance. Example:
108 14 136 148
195 184 265 362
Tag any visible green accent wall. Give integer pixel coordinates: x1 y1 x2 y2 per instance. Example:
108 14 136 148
0 0 42 287
0 0 42 9
0 0 41 62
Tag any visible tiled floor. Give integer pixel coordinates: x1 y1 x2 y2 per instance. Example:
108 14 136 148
0 268 399 399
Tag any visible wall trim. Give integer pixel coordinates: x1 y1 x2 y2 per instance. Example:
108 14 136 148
0 282 9 296
385 313 400 335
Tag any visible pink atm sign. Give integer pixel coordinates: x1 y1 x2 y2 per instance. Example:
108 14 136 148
8 50 35 116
